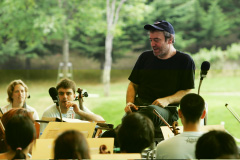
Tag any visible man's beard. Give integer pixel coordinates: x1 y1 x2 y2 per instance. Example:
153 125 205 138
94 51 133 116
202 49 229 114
153 47 169 58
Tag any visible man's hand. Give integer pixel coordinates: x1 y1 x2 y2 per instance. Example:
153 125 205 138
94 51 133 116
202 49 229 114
124 102 138 113
66 101 80 113
152 98 170 108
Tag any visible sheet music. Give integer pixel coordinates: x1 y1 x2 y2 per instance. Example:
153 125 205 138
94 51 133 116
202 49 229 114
32 138 115 159
40 122 96 139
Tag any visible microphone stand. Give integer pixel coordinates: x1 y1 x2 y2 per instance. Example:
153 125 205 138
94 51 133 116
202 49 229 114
198 61 210 126
197 77 203 95
198 77 207 125
57 104 63 122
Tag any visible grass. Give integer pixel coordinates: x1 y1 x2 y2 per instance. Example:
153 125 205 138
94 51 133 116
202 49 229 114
0 71 240 144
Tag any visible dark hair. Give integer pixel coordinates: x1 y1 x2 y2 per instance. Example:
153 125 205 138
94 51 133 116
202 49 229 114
5 115 36 160
1 108 34 127
117 113 154 153
180 93 205 123
54 130 90 159
7 79 28 103
195 130 239 159
0 108 34 153
56 78 76 94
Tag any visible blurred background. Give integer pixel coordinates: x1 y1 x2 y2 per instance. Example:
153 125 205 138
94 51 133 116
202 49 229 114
0 0 240 142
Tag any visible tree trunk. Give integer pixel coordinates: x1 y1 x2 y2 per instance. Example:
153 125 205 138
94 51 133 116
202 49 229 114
103 0 126 97
58 0 70 79
103 32 113 96
63 36 69 78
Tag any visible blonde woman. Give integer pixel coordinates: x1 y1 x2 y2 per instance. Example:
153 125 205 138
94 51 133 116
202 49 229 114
1 79 39 120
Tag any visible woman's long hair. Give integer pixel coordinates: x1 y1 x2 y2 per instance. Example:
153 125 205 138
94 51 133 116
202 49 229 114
5 115 36 159
1 108 34 153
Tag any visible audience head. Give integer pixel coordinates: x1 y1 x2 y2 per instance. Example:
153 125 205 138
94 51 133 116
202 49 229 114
56 78 76 94
1 108 34 127
179 93 205 124
7 79 28 103
5 115 36 159
54 130 90 159
117 112 154 153
0 108 34 153
195 130 239 159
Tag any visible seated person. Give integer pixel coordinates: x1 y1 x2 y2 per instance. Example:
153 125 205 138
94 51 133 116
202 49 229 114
0 108 34 153
0 115 36 159
1 79 39 120
124 20 195 138
117 112 154 154
54 130 90 159
195 130 239 159
40 78 105 133
155 93 206 159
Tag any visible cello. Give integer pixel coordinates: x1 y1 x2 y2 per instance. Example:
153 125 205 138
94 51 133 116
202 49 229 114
75 88 88 120
153 109 180 136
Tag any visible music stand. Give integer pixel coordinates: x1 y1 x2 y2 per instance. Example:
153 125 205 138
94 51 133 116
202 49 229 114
40 121 96 139
32 138 115 159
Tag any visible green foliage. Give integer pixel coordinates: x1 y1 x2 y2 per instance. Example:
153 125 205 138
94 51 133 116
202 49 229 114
0 0 240 70
226 43 240 60
192 46 225 70
202 0 230 39
192 43 240 72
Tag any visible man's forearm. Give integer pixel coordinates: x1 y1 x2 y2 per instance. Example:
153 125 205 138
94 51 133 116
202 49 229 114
126 82 138 104
76 111 105 122
165 89 192 104
152 89 192 107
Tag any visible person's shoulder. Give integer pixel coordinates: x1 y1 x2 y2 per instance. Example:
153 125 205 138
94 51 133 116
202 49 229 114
42 104 57 115
141 50 153 56
143 50 153 54
137 50 154 62
0 104 11 113
26 105 37 112
175 51 195 66
157 134 184 148
26 105 39 120
176 50 194 60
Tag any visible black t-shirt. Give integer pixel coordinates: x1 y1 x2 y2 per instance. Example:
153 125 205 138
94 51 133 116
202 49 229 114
128 50 195 103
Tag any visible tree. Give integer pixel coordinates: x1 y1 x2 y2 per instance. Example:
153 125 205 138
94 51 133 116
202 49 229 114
103 0 126 96
200 0 231 50
0 0 45 68
33 0 106 77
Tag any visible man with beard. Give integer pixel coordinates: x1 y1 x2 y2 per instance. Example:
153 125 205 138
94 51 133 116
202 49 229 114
124 20 195 138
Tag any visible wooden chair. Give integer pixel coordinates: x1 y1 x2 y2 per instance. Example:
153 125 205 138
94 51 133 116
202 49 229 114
34 121 40 139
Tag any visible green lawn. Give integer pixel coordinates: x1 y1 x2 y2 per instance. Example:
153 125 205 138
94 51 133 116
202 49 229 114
0 74 240 143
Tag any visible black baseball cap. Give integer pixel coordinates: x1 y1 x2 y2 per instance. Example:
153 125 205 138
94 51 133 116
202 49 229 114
144 20 175 34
